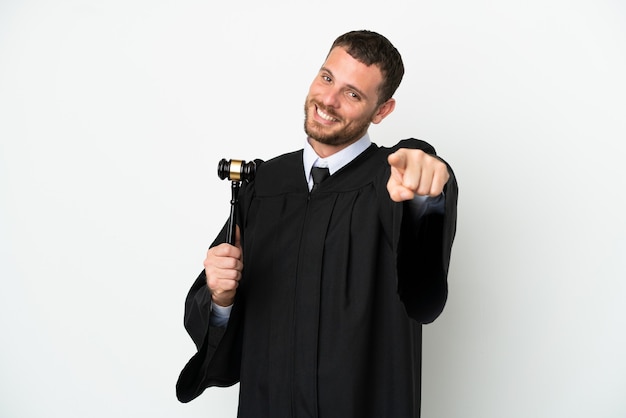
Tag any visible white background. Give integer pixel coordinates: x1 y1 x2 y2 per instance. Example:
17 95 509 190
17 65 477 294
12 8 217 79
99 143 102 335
1 1 625 417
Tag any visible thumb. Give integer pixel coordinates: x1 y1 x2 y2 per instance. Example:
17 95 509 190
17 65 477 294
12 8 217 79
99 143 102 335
235 225 242 251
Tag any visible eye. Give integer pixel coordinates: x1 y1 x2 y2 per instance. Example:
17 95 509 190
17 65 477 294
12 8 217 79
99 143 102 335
346 91 360 101
321 75 332 83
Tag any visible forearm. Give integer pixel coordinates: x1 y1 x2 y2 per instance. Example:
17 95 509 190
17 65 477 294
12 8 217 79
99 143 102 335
396 168 458 323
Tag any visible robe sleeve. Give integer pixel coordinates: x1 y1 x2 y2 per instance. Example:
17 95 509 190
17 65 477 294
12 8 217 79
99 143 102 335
388 138 459 324
175 223 244 403
176 170 260 403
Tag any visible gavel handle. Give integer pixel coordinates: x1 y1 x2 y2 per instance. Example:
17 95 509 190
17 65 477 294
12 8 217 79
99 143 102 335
226 180 240 245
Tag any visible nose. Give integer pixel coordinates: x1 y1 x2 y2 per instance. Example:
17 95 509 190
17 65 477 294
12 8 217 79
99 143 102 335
320 86 340 108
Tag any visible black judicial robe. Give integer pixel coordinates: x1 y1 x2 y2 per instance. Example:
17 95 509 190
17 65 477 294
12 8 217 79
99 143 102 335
177 138 458 418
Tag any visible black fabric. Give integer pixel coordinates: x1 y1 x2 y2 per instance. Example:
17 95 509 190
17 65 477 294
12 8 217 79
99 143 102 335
176 138 458 418
310 166 330 193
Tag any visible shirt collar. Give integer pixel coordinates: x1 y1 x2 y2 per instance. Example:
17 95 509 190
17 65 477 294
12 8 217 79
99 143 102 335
303 133 372 187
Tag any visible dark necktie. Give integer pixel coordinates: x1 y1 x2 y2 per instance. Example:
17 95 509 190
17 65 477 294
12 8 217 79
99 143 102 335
311 166 330 193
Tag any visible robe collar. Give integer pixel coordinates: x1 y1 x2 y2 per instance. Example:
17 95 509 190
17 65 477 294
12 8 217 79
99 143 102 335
303 133 372 190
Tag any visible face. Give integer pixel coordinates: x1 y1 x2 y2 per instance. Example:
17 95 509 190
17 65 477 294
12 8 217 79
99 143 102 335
304 47 395 150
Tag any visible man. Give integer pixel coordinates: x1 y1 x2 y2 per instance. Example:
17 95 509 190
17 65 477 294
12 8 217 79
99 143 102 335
177 30 458 417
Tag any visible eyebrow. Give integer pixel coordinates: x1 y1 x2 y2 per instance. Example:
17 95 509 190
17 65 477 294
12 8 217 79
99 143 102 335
320 66 369 101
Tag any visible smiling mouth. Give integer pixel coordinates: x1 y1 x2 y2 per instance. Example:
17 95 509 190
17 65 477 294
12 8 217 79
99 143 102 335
316 105 338 122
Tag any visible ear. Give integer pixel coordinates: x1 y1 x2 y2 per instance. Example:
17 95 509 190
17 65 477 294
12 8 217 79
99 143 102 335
371 98 396 124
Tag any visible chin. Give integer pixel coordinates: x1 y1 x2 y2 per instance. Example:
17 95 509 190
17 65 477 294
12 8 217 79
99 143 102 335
305 121 333 143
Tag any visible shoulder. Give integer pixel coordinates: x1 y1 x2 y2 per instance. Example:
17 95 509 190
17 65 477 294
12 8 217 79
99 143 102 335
380 138 437 156
328 138 439 188
254 149 303 182
255 149 302 173
245 149 305 196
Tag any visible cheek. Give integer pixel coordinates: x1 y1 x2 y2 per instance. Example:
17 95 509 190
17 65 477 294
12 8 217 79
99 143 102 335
344 105 373 124
307 80 325 97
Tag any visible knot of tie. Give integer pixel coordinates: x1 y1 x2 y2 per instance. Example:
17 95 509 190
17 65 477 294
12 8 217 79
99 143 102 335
311 166 330 193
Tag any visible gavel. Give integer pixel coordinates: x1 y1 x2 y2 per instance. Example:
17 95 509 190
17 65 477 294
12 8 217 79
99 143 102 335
217 158 256 245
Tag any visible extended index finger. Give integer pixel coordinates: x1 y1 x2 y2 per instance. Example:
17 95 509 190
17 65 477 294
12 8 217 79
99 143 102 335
387 150 408 172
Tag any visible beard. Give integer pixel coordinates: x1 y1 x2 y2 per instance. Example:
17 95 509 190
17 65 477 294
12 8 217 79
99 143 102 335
303 99 373 147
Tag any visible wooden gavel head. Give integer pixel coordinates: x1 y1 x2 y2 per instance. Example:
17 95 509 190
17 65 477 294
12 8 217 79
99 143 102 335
217 158 256 182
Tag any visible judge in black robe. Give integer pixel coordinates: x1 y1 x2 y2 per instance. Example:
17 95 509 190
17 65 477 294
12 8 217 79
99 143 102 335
176 137 458 417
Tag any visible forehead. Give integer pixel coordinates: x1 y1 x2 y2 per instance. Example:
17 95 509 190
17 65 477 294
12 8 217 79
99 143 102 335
322 47 383 96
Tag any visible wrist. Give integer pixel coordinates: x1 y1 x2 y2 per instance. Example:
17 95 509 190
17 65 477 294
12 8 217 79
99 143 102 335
211 293 234 307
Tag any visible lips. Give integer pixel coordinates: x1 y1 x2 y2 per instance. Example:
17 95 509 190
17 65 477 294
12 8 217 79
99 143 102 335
316 105 338 122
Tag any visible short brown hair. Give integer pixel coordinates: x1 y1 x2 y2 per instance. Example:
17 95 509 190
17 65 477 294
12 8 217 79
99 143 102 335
329 30 405 105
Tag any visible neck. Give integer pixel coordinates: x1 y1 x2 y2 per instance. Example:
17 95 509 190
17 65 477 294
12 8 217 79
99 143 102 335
308 137 359 158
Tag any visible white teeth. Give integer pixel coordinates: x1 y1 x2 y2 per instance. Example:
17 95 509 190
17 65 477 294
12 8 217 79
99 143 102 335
317 107 336 121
